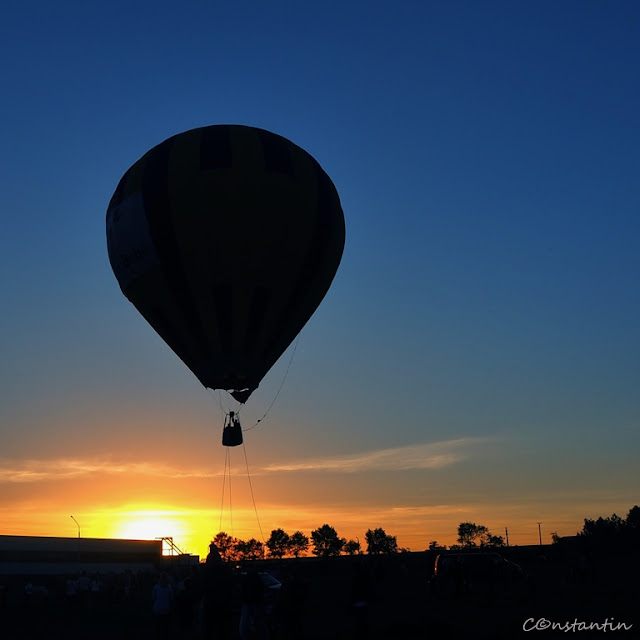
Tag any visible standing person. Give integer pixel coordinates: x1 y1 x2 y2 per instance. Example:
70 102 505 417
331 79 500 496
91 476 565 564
175 571 195 633
77 570 90 609
202 544 234 639
65 576 78 611
350 562 373 640
152 572 174 640
239 569 265 640
89 575 101 609
23 581 33 610
279 571 309 639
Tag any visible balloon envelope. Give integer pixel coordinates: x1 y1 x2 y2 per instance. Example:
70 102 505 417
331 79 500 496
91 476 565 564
106 125 345 402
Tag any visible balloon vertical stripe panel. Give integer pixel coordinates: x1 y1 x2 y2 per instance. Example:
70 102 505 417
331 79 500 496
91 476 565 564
107 124 345 403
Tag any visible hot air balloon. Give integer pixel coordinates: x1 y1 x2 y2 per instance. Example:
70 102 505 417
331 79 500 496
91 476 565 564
106 124 345 412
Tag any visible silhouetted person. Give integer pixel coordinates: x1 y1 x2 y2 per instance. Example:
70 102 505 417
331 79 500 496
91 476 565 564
350 562 373 640
202 543 234 639
279 570 309 639
77 570 90 609
239 568 266 640
152 572 174 640
175 571 195 632
23 581 33 610
65 576 78 612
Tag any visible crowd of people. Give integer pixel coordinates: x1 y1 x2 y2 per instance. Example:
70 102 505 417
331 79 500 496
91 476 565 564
3 543 382 639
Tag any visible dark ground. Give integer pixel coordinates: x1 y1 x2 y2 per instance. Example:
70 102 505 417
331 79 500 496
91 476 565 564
1 548 637 639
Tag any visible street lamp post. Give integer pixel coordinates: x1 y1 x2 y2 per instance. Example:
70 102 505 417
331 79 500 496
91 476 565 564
70 515 81 538
70 515 81 565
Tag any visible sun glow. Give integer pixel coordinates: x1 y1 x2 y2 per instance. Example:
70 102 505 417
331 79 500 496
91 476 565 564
93 504 248 559
110 510 188 547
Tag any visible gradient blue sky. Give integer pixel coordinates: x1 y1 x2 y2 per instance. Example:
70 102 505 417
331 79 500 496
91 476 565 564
1 0 638 556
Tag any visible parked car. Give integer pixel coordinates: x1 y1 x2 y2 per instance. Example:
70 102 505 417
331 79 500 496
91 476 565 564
258 572 282 592
233 570 281 611
431 552 524 596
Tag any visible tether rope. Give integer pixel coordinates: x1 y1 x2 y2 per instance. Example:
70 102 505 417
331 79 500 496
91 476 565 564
218 447 234 536
212 334 300 542
243 334 300 432
218 447 228 532
242 440 265 543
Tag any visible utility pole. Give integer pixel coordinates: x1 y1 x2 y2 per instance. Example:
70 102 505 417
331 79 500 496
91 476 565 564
537 522 542 547
505 527 509 547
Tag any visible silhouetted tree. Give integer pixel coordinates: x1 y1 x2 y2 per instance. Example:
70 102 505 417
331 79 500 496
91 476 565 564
235 538 264 561
289 531 310 558
428 540 447 552
266 528 290 559
626 506 640 529
344 539 361 555
482 533 505 548
456 522 504 548
573 506 640 550
311 524 345 557
365 528 398 555
580 513 625 548
457 522 489 547
212 532 238 562
582 514 623 535
625 506 640 548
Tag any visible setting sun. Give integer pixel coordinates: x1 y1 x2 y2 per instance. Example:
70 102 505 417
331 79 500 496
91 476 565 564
109 510 189 547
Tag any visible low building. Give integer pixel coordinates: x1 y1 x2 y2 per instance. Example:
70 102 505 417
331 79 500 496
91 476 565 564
0 535 163 575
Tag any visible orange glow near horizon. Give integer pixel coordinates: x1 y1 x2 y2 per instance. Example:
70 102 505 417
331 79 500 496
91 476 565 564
1 450 630 559
1 496 593 560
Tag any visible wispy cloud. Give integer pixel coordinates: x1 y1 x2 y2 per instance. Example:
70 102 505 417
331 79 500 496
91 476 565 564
0 458 218 483
262 437 492 473
0 437 494 483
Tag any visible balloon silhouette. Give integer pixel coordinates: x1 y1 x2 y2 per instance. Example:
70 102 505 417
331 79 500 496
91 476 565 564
107 124 345 403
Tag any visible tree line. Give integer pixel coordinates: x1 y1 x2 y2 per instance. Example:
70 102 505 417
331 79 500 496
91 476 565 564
427 521 507 553
429 505 640 552
209 505 640 561
210 525 398 561
571 504 640 549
